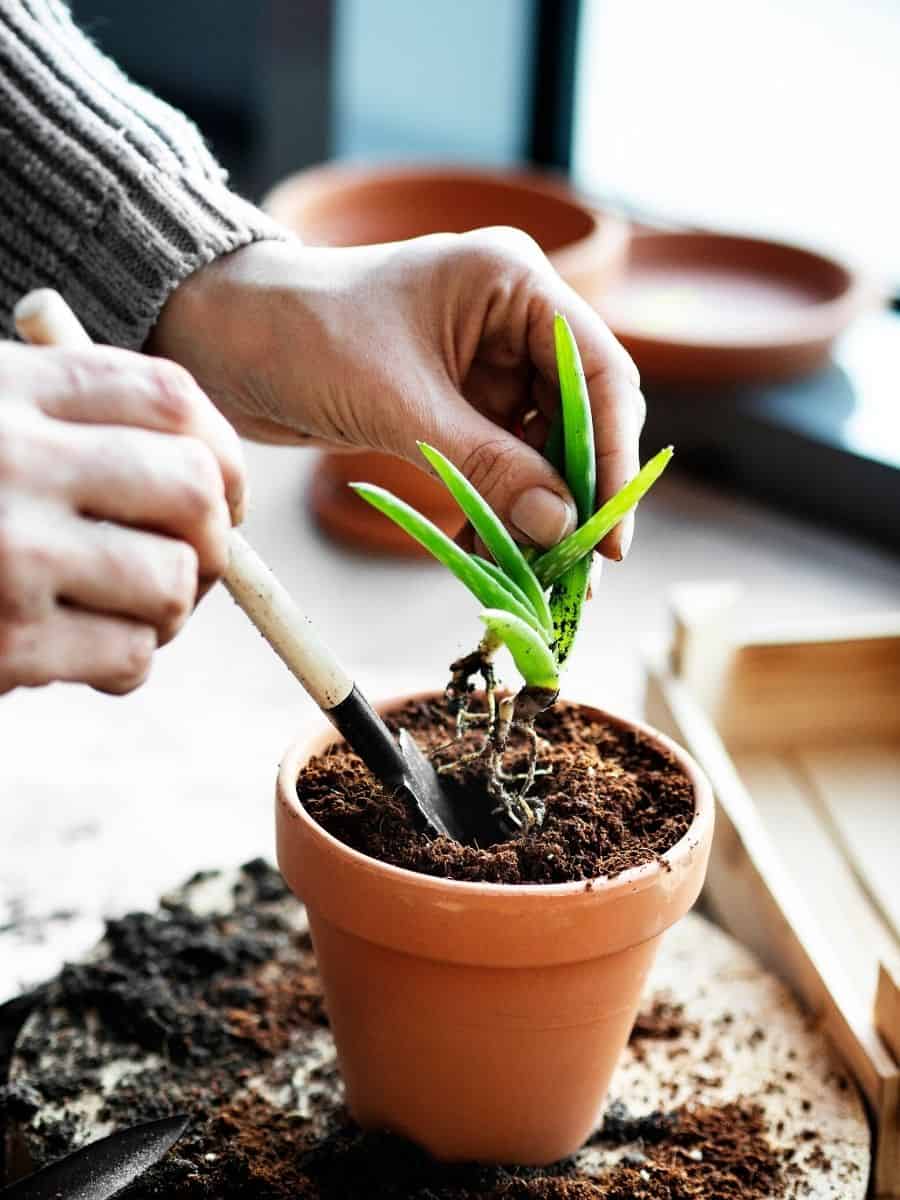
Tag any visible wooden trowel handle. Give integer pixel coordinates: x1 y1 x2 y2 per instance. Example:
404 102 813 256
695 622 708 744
222 532 352 709
13 288 354 712
14 287 94 350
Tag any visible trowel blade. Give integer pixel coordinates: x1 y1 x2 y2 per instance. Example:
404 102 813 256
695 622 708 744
397 727 468 843
1 1114 190 1200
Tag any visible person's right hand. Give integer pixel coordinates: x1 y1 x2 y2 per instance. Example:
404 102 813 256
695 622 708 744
0 342 245 695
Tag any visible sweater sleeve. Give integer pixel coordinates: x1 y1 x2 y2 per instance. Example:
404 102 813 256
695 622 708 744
0 0 290 349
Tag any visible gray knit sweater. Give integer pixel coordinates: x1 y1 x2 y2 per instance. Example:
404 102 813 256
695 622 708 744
0 0 287 348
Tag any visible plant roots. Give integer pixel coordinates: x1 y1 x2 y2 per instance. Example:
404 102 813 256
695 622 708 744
434 641 558 831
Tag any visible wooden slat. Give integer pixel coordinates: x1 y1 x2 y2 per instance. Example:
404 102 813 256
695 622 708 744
733 750 899 997
669 580 741 713
665 584 900 750
715 635 900 750
878 964 900 1065
796 743 900 947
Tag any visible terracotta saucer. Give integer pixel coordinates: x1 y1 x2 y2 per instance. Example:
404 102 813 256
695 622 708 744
598 231 871 385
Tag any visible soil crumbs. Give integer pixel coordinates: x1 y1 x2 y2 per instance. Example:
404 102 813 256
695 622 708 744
0 862 797 1199
294 1099 782 1199
297 697 695 884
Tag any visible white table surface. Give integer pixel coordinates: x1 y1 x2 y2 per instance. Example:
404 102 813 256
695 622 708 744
3 421 900 1002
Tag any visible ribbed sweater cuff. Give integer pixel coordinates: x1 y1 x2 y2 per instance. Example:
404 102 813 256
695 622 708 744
72 173 291 350
0 0 291 350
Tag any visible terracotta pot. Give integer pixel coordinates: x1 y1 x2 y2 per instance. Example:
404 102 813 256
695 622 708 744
264 164 631 556
276 694 714 1164
264 162 630 299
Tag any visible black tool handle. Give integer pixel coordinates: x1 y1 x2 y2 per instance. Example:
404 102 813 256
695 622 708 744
326 684 410 784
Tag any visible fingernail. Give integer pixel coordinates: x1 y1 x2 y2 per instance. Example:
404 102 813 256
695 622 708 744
510 488 576 547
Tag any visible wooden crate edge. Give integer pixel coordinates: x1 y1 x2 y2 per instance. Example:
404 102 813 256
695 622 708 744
643 647 899 1193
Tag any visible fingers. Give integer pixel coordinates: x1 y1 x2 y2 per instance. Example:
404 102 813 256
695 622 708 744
419 395 578 548
448 228 645 560
0 494 199 646
57 517 200 646
0 608 157 695
0 340 238 697
62 423 230 583
1 343 246 523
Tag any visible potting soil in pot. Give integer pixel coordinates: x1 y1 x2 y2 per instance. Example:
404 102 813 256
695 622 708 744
3 864 866 1199
296 697 695 883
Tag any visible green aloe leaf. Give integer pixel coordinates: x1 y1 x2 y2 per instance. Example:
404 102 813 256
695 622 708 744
533 446 673 587
417 442 552 635
479 609 560 692
542 410 564 474
554 312 596 524
351 483 547 636
472 555 538 618
548 313 597 666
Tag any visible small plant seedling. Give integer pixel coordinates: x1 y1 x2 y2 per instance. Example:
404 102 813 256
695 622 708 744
353 314 672 833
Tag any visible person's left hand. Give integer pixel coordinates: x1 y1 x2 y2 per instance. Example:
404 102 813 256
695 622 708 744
148 231 645 558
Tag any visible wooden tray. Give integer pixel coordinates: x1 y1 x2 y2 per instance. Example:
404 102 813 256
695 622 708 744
644 584 900 1196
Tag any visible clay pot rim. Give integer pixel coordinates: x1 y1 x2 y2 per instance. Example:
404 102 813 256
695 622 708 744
605 229 874 351
277 690 714 902
262 160 630 279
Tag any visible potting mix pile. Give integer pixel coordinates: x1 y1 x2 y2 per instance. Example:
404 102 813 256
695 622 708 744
0 861 847 1199
297 697 696 884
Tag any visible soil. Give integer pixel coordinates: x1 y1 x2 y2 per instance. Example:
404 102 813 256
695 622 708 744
3 864 833 1199
629 998 698 1043
282 1099 783 1199
296 697 695 884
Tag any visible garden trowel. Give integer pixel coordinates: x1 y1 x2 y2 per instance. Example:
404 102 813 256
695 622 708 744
223 531 466 842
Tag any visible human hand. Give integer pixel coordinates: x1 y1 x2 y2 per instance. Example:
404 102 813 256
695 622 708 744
150 229 644 557
0 343 245 694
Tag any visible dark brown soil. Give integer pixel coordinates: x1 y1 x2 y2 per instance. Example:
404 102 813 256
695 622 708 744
630 998 700 1045
296 697 695 885
280 1099 783 1199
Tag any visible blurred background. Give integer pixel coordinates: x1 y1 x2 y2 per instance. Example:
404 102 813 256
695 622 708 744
68 0 897 268
70 0 899 544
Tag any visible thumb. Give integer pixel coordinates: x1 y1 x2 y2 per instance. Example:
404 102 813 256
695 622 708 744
424 403 578 549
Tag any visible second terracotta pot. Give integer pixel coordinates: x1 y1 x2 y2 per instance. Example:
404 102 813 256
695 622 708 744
276 695 714 1164
264 164 631 556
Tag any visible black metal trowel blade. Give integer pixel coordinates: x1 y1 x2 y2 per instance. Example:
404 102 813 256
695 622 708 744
1 1114 190 1200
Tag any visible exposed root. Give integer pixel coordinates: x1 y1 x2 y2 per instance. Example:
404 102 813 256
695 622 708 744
435 741 490 774
435 643 559 831
497 766 552 781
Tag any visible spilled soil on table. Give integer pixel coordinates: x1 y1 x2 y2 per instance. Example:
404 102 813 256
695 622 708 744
0 862 835 1197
